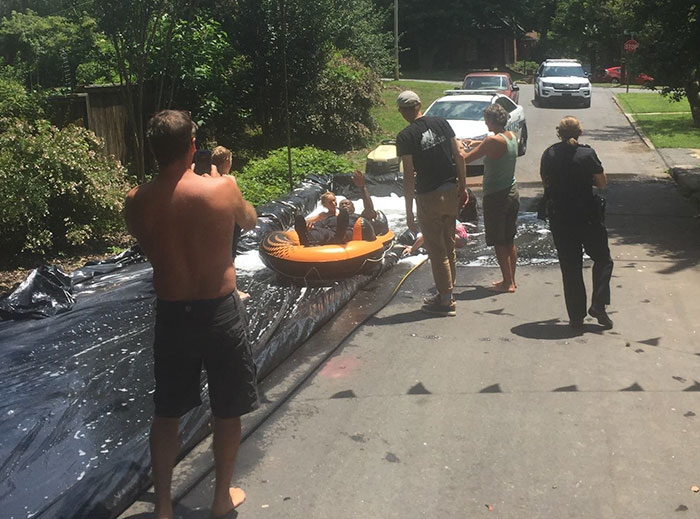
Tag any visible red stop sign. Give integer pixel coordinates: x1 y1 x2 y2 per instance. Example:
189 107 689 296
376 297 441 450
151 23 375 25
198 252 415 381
624 39 639 52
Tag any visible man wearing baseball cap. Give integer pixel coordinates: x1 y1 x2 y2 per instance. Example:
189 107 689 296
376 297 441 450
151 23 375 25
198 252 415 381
396 90 467 316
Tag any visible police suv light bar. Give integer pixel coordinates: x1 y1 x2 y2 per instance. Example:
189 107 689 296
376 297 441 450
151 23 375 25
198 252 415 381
443 89 501 96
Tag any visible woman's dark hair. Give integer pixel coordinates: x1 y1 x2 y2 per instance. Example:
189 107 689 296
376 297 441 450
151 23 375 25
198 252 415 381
483 104 508 128
146 110 196 166
556 116 583 146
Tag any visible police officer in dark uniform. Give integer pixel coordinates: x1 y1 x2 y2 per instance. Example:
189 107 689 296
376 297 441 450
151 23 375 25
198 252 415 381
540 116 614 329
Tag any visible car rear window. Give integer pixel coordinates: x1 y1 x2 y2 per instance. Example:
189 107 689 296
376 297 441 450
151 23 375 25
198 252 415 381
463 76 504 89
425 100 491 120
542 65 586 77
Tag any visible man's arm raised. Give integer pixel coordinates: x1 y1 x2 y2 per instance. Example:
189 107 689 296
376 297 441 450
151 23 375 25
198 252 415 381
352 170 377 220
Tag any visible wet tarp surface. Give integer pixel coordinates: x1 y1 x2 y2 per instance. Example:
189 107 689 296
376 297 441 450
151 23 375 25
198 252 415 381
0 174 405 519
0 169 554 518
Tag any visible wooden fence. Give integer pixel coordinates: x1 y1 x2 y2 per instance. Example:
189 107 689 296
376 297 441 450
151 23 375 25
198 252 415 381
50 85 132 166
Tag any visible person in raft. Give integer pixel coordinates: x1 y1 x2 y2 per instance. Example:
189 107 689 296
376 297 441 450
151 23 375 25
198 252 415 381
305 191 338 226
124 110 259 519
294 171 381 246
211 145 250 302
403 219 470 256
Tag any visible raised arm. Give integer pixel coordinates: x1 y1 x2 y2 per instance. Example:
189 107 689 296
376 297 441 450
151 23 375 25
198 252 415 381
351 170 377 220
450 137 468 205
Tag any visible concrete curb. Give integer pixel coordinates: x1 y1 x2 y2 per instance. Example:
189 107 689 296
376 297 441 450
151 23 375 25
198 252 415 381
611 93 700 208
610 94 657 152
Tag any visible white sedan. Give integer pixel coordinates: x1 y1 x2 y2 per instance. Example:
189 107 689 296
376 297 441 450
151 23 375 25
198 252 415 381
423 90 528 175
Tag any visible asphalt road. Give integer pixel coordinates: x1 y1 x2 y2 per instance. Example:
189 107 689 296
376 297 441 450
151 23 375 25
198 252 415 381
511 84 665 186
121 83 700 519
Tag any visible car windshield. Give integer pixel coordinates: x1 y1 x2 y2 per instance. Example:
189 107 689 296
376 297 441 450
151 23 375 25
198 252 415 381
464 77 504 90
542 65 586 78
424 100 490 121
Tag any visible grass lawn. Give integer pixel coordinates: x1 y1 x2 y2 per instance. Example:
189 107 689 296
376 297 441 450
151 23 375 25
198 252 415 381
617 92 691 113
616 92 699 149
347 79 459 168
633 113 700 148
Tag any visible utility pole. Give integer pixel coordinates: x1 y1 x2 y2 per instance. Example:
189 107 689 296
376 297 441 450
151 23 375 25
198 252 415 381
281 0 294 193
394 0 399 80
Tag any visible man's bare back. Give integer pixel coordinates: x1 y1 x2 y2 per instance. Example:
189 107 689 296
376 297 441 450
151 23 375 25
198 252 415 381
125 163 256 301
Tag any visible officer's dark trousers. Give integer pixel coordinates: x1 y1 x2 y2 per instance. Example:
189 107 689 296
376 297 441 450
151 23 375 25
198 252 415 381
550 219 614 321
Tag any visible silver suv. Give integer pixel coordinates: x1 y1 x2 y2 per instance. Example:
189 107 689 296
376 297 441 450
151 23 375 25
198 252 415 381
534 59 591 108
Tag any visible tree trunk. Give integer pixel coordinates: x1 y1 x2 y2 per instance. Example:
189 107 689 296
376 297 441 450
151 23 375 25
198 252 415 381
687 79 700 128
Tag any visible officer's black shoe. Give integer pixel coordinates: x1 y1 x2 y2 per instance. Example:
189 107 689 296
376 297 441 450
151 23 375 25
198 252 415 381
588 306 613 329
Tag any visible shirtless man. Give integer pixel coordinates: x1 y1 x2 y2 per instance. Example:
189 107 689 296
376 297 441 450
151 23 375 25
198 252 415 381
124 110 258 519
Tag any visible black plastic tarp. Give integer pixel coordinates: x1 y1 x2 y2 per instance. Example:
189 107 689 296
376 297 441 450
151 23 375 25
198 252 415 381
0 173 403 519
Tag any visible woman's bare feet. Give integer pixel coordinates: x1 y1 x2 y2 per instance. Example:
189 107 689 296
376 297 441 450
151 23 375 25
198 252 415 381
489 281 516 293
211 487 246 518
491 280 517 289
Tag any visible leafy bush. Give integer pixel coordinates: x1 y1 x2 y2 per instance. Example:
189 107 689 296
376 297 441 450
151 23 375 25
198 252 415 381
0 68 44 120
0 118 129 258
300 51 382 151
510 60 539 75
237 146 352 206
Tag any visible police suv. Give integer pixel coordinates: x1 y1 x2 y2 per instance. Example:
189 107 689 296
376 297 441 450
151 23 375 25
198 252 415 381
534 59 592 108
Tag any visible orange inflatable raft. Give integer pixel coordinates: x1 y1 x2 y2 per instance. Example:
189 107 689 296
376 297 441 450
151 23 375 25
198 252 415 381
259 215 394 281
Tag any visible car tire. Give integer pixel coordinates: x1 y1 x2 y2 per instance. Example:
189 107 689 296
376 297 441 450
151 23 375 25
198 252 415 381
517 125 528 157
583 98 591 108
611 78 620 85
534 89 541 105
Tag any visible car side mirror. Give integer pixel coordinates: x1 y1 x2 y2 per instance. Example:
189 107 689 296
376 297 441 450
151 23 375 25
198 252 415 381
512 84 520 90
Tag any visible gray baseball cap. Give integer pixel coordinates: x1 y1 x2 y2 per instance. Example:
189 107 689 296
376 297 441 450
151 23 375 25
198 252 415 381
397 90 421 108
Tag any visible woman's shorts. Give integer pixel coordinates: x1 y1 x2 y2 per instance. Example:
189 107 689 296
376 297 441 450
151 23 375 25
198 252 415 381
153 292 259 419
483 184 520 246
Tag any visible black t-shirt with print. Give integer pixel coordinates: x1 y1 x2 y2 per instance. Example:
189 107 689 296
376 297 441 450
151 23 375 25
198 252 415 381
540 142 604 222
396 116 456 194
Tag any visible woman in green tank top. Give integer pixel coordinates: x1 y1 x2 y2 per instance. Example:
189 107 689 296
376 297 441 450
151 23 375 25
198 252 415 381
462 104 520 293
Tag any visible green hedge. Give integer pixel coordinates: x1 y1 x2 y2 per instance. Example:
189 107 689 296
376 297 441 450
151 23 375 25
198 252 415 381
0 118 129 258
237 146 352 206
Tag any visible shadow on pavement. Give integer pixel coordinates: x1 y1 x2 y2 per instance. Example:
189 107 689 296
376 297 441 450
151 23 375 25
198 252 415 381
604 180 700 274
511 318 608 340
368 308 451 326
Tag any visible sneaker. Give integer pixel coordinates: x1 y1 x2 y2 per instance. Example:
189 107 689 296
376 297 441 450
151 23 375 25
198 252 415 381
588 306 613 329
423 293 441 305
421 298 456 317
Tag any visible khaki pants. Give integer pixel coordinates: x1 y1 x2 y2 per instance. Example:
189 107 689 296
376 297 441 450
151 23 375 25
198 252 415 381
416 185 458 295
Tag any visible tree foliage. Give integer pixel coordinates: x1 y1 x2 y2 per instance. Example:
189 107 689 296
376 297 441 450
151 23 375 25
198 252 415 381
548 0 621 71
619 0 700 127
92 0 186 181
237 146 352 206
300 51 382 150
327 0 393 75
0 10 100 88
0 118 128 257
